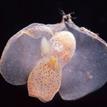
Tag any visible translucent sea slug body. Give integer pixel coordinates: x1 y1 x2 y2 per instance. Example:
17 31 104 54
0 14 107 102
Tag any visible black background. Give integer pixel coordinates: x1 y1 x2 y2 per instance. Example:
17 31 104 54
0 0 107 107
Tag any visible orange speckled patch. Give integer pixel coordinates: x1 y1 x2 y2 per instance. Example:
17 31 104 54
27 56 61 102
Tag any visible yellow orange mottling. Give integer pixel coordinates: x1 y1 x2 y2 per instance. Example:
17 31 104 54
27 56 61 102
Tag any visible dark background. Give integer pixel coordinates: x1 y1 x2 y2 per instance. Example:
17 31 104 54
0 0 107 107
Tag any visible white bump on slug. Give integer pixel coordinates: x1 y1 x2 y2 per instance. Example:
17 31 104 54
50 31 76 65
41 37 50 56
50 39 64 52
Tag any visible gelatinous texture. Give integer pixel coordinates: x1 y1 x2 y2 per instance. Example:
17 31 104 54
0 14 107 102
59 21 107 100
41 37 51 56
50 31 76 66
22 23 54 39
0 24 52 85
27 56 61 102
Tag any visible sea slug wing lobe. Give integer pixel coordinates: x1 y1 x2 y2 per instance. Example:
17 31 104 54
59 21 107 100
0 24 53 85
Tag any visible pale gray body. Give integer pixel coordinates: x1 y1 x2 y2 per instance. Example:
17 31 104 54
0 18 107 101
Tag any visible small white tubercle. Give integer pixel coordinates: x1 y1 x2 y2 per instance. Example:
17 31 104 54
41 37 50 56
